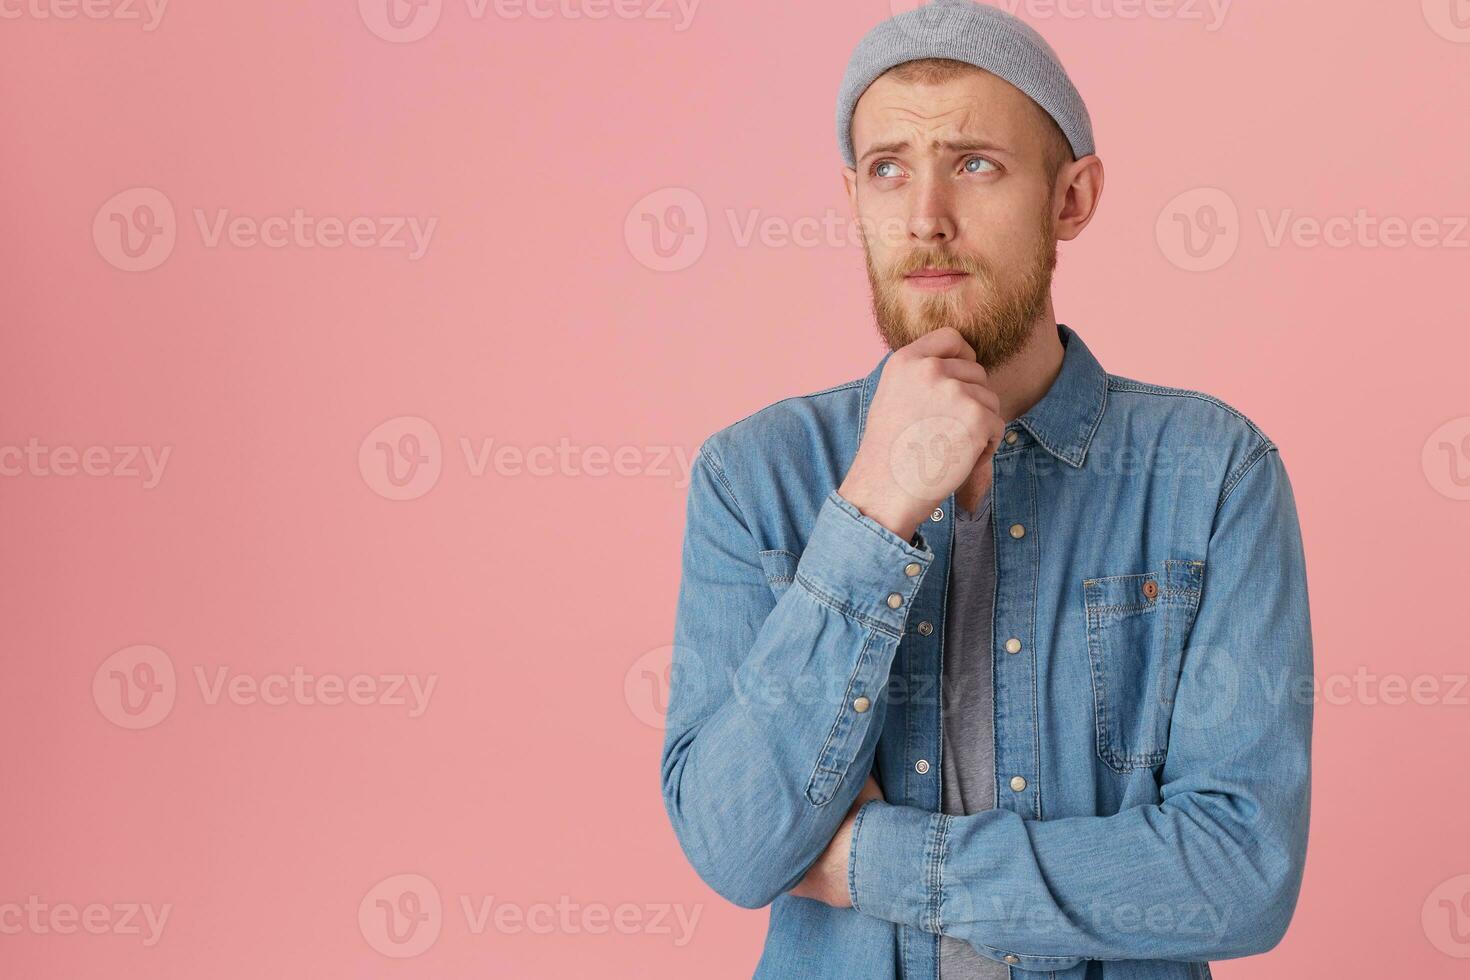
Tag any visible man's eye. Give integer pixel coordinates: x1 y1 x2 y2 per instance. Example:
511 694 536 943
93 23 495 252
873 161 903 179
963 157 997 174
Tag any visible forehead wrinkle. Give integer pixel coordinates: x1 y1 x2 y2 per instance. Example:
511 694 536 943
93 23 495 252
863 89 1011 151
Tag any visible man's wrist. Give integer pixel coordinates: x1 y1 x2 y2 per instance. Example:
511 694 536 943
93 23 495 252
835 477 927 542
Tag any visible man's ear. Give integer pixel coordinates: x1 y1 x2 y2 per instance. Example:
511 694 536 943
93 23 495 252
842 166 858 214
1054 154 1104 243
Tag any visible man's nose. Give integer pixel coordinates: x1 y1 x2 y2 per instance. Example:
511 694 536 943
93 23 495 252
907 171 958 244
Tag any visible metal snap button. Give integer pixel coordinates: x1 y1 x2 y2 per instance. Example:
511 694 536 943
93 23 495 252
917 621 934 636
930 508 944 522
1009 523 1025 539
914 759 929 774
852 696 871 713
1004 430 1018 445
1004 637 1022 654
886 592 904 609
1009 775 1027 792
904 562 921 577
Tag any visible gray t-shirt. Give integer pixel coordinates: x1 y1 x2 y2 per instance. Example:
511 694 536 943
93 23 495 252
937 489 1009 980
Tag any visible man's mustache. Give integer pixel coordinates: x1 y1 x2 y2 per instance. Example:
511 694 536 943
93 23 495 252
889 251 990 280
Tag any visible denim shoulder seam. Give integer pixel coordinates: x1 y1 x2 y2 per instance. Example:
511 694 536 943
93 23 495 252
1106 375 1270 443
695 442 757 536
1217 438 1278 511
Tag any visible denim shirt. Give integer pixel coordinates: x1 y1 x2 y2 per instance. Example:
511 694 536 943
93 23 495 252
660 324 1313 980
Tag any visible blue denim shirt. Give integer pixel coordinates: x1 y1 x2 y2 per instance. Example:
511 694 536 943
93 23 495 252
660 324 1313 979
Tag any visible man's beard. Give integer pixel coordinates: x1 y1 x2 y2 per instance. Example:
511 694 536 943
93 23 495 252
863 213 1058 368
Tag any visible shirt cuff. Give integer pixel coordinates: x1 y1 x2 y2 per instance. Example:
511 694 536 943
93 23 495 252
795 490 935 637
848 801 1086 973
847 799 942 929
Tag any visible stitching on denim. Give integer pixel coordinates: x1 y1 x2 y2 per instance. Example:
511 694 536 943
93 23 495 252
929 501 955 802
1218 440 1278 510
1106 377 1269 443
1076 363 1109 465
793 571 904 638
1083 581 1127 773
1026 461 1042 819
1084 571 1178 774
1083 571 1156 587
828 492 933 560
930 812 951 934
805 628 877 806
847 798 875 913
758 550 798 588
1161 562 1206 708
1081 564 1205 775
1089 601 1156 616
697 445 759 540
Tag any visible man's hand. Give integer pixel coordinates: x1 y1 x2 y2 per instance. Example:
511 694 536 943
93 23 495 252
788 774 885 907
837 327 1004 540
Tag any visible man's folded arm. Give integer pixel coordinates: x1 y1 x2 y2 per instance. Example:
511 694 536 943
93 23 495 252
847 444 1313 970
660 439 933 909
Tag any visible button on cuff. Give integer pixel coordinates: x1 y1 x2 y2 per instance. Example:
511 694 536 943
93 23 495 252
799 491 935 632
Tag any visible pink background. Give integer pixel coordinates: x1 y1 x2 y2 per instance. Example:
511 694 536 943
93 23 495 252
3 0 1469 976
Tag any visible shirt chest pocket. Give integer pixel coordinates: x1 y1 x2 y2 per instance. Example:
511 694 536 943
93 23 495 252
1082 559 1205 773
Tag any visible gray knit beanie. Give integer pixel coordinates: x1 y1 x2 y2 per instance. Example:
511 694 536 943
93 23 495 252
837 0 1094 168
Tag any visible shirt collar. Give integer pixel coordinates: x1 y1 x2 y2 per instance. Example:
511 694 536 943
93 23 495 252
857 323 1108 469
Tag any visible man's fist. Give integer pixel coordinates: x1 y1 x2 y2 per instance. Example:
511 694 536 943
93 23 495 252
838 327 1004 539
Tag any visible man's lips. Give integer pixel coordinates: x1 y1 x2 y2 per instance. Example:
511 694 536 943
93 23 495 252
904 268 970 289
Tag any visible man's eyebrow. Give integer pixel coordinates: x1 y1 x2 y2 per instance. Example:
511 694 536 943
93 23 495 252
857 139 1009 164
